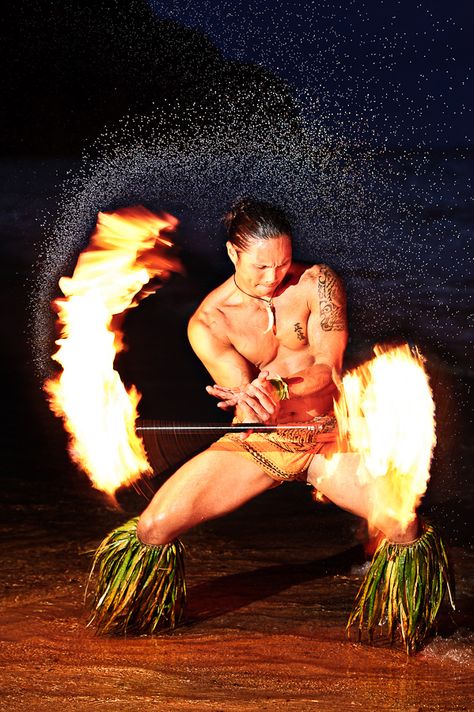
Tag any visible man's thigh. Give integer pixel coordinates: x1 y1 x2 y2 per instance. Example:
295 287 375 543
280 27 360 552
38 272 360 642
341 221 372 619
307 452 372 520
141 447 280 535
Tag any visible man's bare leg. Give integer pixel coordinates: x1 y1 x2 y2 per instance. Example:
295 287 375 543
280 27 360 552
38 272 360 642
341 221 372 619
307 449 452 654
137 449 280 545
307 450 419 544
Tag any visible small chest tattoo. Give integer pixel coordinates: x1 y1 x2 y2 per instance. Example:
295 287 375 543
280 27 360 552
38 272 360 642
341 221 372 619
294 322 306 341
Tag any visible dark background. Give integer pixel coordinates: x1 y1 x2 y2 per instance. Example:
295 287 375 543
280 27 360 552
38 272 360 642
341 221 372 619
3 0 473 155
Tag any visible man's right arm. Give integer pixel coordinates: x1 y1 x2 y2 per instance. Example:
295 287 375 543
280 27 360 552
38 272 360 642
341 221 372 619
188 312 278 422
187 312 255 389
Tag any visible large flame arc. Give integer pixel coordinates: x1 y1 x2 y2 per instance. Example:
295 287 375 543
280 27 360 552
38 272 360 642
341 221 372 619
45 206 183 497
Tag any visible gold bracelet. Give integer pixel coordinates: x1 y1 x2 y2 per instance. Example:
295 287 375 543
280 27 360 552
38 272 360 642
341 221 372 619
269 375 290 401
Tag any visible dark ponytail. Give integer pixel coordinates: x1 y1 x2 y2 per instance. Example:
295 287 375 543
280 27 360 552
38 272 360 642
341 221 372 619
223 197 293 250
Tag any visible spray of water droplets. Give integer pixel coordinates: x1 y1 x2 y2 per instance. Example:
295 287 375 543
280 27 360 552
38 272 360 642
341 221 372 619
30 0 472 378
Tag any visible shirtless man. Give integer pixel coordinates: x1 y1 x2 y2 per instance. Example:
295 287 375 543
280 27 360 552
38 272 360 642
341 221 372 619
137 198 418 546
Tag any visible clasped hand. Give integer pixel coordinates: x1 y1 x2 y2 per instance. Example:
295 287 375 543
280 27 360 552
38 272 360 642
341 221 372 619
206 370 280 424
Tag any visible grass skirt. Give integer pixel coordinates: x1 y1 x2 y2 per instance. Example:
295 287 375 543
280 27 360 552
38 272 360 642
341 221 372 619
87 517 186 635
347 520 455 654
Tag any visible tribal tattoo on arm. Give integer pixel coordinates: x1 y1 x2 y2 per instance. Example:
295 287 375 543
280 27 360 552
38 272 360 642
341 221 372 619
317 265 347 332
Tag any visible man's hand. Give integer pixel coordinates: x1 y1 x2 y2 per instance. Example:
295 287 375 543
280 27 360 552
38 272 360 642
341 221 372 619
206 370 280 423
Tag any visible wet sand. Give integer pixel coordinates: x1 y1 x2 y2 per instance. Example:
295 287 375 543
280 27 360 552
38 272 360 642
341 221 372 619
1 468 473 712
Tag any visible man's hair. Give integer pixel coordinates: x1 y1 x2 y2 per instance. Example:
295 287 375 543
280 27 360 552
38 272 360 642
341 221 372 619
223 197 293 250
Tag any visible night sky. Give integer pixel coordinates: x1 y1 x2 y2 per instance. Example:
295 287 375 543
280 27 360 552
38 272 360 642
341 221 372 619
3 0 473 155
149 0 473 147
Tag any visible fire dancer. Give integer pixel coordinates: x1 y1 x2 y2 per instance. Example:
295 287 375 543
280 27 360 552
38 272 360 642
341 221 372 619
137 198 362 540
88 199 453 652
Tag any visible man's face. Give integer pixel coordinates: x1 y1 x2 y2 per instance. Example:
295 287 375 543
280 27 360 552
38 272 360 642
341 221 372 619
230 235 292 297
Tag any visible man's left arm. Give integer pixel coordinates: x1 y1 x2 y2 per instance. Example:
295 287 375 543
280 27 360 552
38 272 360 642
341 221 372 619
285 264 348 398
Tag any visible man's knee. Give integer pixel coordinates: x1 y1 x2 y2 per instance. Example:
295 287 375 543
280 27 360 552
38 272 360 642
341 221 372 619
372 513 420 544
136 509 174 546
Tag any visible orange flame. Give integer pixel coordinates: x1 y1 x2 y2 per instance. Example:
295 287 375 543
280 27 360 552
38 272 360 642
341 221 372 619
45 206 183 497
330 344 436 532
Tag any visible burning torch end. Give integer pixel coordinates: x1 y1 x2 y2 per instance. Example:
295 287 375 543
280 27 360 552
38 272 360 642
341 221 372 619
97 490 123 512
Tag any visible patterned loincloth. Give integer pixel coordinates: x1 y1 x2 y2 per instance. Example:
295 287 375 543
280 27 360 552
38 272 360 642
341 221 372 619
209 415 338 482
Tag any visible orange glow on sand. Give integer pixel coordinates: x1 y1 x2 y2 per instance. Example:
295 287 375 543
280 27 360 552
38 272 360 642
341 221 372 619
45 206 183 498
330 344 436 533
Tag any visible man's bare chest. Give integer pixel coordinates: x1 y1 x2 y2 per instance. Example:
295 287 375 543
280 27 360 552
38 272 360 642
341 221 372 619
224 298 311 367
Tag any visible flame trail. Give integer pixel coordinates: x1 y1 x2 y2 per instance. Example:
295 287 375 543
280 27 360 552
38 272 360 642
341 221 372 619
45 206 183 497
331 344 436 532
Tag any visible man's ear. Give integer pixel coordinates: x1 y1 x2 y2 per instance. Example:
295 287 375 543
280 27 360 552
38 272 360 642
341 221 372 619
226 241 238 267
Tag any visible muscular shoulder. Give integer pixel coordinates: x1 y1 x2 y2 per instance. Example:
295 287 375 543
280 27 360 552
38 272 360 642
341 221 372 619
287 262 344 295
303 263 345 293
188 282 230 346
